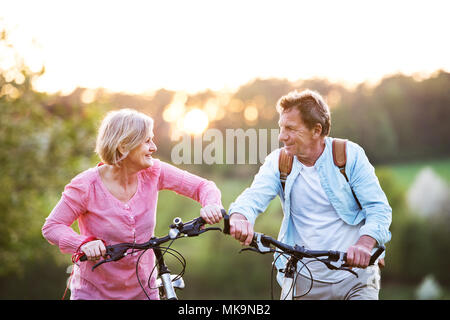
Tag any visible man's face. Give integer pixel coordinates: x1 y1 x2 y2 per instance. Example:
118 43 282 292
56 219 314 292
278 108 315 157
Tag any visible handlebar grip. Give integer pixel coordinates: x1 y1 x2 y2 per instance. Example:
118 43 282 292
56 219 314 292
221 209 230 235
343 245 385 266
369 245 385 266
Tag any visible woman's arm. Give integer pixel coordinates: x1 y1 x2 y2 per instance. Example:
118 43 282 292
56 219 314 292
157 161 223 223
157 161 222 207
42 176 91 254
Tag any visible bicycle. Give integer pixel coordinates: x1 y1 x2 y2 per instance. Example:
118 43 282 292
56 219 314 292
222 221 384 299
79 209 230 300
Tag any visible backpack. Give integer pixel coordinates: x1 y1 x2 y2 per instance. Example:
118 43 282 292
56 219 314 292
278 138 362 210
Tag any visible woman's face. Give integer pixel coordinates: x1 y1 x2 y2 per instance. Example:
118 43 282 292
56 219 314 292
124 130 157 170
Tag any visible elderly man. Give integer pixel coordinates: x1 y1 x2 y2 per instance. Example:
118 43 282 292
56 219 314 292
228 89 391 300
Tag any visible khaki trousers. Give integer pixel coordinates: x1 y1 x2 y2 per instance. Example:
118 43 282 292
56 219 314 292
281 265 380 300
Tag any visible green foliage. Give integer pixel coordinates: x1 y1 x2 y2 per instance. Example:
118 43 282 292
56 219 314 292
0 88 102 275
375 166 450 287
388 158 450 189
0 31 106 277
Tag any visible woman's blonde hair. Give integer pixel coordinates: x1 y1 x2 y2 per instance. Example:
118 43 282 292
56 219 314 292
95 108 154 165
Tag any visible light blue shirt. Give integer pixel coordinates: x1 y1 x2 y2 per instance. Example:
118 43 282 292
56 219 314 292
228 137 392 284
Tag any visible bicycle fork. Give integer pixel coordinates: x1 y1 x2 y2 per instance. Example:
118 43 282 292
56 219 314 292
153 247 177 300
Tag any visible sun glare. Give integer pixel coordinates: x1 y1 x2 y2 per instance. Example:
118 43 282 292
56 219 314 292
163 91 188 122
182 109 209 136
244 105 258 123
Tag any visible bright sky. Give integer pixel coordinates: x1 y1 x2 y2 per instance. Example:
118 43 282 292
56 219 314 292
1 0 449 95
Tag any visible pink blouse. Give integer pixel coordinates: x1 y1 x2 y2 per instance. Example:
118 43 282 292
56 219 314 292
42 159 222 300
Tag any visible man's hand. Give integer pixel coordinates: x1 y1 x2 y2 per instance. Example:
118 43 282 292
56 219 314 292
346 235 377 268
229 213 254 246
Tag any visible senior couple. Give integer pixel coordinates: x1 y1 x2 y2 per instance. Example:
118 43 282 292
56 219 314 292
42 89 392 300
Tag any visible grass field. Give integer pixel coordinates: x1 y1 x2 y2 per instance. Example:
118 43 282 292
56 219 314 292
382 158 450 189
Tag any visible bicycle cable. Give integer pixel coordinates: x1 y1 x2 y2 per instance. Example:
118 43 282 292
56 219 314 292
274 253 314 300
270 250 291 300
279 252 351 300
134 238 187 300
270 250 332 300
147 245 186 290
136 249 151 299
291 259 316 299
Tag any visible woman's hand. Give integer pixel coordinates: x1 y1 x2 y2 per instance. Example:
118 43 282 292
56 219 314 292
81 240 107 261
200 204 223 225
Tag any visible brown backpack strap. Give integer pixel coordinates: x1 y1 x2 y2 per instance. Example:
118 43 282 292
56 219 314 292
332 138 347 169
279 148 293 191
333 138 350 181
333 138 362 210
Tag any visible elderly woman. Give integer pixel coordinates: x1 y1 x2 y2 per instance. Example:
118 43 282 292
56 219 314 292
42 108 223 300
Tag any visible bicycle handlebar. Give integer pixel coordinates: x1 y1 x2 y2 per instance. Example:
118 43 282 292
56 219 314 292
80 209 229 270
222 214 384 270
249 232 385 267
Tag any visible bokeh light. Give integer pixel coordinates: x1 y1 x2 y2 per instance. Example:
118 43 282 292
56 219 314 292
182 108 209 136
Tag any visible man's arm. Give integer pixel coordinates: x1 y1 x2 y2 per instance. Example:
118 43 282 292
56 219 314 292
348 142 392 244
228 150 281 245
346 142 392 267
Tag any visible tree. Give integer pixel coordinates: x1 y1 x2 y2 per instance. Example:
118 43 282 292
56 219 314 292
0 29 103 276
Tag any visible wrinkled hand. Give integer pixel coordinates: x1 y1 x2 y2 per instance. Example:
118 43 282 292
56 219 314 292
229 213 254 246
200 204 223 225
346 235 377 268
81 240 106 261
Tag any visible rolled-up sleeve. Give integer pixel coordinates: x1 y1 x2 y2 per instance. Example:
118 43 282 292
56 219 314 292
349 144 392 246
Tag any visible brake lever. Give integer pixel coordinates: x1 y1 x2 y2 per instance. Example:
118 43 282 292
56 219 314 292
334 265 358 277
239 247 274 254
91 243 134 271
176 216 224 237
251 233 272 253
198 227 222 235
318 250 358 277
92 258 113 271
321 259 359 278
172 217 205 237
